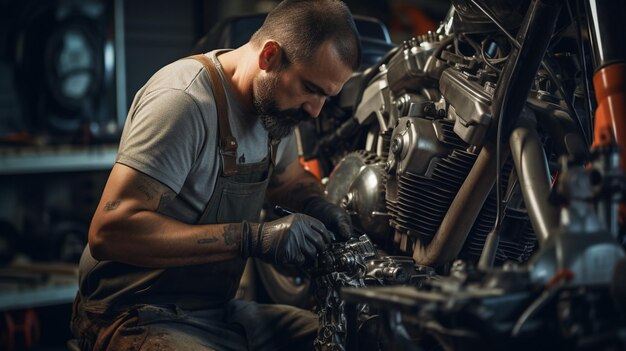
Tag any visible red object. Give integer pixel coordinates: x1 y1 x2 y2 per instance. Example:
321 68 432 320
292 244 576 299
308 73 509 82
389 4 438 37
592 63 626 225
1 312 15 351
0 309 41 351
592 63 626 150
299 156 323 180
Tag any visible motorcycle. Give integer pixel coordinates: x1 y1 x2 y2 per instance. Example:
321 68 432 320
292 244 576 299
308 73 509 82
287 0 626 349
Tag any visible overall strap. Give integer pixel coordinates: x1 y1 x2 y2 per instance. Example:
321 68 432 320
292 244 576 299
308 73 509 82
269 138 280 167
189 54 238 176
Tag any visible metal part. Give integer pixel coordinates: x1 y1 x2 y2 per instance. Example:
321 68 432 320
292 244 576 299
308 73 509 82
365 256 434 286
314 270 365 351
311 1 626 349
592 145 624 238
585 0 626 70
439 68 494 146
326 152 379 206
490 0 562 142
344 164 389 242
412 141 498 266
528 156 625 286
353 74 391 128
310 235 434 351
387 116 451 177
509 110 559 247
342 269 626 350
311 235 378 278
385 36 445 96
311 235 376 351
325 152 390 243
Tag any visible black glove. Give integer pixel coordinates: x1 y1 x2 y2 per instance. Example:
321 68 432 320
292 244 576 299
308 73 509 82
241 214 333 265
303 197 354 241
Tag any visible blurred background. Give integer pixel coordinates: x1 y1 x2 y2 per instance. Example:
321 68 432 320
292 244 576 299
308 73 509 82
0 0 449 349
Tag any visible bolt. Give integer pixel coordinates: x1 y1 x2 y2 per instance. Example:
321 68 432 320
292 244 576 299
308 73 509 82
391 137 402 155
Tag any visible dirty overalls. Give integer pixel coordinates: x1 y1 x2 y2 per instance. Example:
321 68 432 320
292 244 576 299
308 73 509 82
71 54 317 351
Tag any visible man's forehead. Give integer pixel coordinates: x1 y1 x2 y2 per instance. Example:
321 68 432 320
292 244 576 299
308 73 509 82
303 75 344 97
295 58 352 96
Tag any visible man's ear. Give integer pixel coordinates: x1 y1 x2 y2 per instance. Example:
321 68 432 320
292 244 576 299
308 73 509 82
258 40 283 71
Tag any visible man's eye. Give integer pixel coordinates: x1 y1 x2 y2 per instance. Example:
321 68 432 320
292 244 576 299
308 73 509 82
303 84 315 94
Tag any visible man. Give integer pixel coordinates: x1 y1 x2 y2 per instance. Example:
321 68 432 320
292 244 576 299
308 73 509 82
70 0 361 350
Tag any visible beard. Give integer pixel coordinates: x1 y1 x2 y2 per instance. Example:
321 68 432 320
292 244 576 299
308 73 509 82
253 73 308 140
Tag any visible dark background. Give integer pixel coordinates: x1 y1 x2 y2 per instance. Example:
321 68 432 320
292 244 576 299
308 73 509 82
0 0 449 349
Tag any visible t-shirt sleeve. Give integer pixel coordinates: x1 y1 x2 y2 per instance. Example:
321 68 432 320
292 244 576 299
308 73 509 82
116 88 208 194
274 129 298 170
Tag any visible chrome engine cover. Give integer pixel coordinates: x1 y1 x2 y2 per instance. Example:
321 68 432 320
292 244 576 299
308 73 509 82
325 151 390 243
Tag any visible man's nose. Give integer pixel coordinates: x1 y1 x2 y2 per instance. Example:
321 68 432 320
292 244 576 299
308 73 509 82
302 95 326 118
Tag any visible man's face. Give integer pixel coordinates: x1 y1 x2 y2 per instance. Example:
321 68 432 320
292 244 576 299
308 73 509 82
252 70 307 140
253 40 354 140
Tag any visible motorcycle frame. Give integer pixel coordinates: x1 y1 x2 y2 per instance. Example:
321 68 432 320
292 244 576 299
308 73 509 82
340 1 626 349
412 0 625 267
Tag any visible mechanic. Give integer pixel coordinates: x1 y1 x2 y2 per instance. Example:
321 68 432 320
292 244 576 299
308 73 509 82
70 0 361 349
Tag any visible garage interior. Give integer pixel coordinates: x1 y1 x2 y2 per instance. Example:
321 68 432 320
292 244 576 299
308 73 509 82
0 0 624 350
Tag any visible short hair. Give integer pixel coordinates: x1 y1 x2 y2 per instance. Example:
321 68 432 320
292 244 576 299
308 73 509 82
250 0 361 71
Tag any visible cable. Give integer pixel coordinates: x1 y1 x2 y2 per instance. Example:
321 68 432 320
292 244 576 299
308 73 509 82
481 37 506 73
459 33 503 73
541 56 590 147
511 269 574 336
477 44 518 270
468 0 519 49
472 0 595 269
570 0 595 141
469 0 590 149
471 0 520 269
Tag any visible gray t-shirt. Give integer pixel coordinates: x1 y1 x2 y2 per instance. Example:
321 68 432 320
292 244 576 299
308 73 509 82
116 50 297 223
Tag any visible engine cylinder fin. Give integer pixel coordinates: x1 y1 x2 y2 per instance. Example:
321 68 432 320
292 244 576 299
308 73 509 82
388 149 478 245
394 217 439 232
459 162 540 264
395 211 442 228
433 161 470 179
495 209 539 263
438 120 470 149
385 123 541 264
397 186 456 205
396 194 449 212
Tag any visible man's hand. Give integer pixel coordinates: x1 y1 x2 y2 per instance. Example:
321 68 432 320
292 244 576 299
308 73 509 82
241 214 333 265
303 197 354 241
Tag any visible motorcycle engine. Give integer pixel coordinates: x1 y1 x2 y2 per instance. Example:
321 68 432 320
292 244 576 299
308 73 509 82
326 32 538 266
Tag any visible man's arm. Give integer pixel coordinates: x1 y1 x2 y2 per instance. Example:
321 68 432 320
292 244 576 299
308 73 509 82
266 159 324 212
266 159 355 240
89 163 242 268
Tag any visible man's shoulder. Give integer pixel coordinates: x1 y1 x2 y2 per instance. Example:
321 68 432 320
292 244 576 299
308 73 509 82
139 57 217 119
145 58 210 96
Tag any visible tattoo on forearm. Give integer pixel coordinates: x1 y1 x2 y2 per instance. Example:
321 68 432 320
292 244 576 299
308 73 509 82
197 237 218 244
103 200 121 212
222 224 240 246
136 176 167 201
134 176 175 211
157 192 174 211
137 184 155 201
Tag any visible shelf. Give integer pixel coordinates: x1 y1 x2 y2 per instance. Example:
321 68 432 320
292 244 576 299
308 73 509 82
0 262 79 312
0 145 118 175
0 280 78 312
